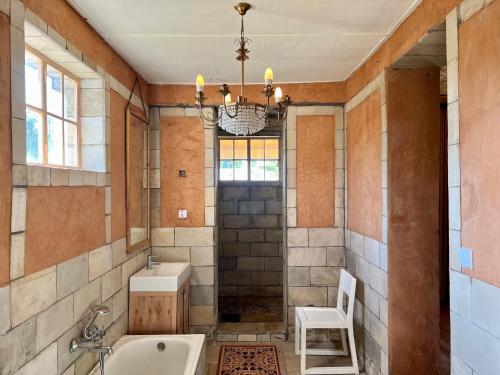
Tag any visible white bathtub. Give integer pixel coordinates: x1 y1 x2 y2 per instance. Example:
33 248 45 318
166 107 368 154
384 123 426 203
89 335 205 375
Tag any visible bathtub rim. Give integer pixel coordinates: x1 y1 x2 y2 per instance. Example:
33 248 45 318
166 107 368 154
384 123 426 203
89 334 205 375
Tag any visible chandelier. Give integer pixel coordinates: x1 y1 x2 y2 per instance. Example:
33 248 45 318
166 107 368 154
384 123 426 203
195 3 292 135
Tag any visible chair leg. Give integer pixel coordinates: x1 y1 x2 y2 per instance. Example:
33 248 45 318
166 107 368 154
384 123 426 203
300 325 307 375
347 326 359 374
340 328 348 356
295 313 300 355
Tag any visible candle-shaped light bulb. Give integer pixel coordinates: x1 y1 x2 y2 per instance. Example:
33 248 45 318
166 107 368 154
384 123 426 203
196 74 205 93
274 87 283 103
264 68 273 86
224 93 232 105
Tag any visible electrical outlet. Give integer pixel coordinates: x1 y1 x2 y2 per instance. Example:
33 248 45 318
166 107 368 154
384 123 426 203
178 209 188 219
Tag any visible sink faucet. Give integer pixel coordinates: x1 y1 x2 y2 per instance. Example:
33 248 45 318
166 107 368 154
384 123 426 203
147 255 161 270
70 305 113 375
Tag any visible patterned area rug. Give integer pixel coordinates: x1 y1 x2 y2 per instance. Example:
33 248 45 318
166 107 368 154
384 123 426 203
217 345 282 375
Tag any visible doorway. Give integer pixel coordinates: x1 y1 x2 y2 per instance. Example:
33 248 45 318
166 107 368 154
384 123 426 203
387 22 450 374
216 128 285 338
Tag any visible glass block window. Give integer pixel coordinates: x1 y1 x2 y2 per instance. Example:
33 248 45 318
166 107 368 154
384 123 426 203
25 48 79 168
219 138 280 181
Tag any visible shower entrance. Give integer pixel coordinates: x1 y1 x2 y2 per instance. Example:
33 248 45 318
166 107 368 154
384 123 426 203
216 134 286 339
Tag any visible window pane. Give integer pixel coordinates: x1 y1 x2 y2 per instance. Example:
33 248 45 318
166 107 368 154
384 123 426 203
64 122 78 167
26 109 43 164
25 51 42 108
47 116 63 165
46 65 63 116
250 139 264 159
250 160 265 181
265 139 279 160
219 160 234 181
265 160 279 181
64 76 77 122
220 140 233 160
234 160 248 181
234 139 247 159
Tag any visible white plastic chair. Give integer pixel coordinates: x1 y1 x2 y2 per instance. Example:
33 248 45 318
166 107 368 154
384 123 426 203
295 269 359 375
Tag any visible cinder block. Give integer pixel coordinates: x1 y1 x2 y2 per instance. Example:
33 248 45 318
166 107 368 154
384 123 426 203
237 257 265 271
238 201 265 215
288 247 326 266
288 267 310 286
288 287 327 306
224 215 251 228
238 229 265 243
222 186 250 200
251 187 277 200
309 228 343 247
253 215 279 228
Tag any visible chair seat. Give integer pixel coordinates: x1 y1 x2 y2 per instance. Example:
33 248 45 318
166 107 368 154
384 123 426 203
296 306 348 328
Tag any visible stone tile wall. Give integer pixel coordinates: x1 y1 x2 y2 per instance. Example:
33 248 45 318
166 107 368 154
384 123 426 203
344 74 389 375
0 2 150 374
150 107 218 338
218 185 283 298
285 106 346 336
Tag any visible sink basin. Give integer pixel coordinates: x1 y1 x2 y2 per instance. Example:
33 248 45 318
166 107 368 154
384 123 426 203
130 262 191 292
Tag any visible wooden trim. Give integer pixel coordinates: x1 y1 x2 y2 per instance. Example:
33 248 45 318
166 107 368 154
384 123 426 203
25 46 81 169
125 106 151 253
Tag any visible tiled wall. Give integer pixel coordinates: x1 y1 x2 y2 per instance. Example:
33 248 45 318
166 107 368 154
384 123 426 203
0 2 150 374
344 74 389 375
218 185 283 298
150 107 218 338
285 106 345 331
447 1 500 374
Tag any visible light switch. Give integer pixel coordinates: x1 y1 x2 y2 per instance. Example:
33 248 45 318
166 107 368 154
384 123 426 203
178 209 188 219
458 247 474 270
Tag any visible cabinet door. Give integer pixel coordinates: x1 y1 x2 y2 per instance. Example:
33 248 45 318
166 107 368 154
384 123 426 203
129 294 176 334
176 285 184 333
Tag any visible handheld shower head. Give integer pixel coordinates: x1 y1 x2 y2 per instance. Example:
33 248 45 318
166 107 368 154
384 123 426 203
91 305 110 315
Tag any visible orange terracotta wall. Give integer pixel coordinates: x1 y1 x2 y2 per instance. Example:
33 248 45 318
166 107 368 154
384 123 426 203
25 187 106 275
148 82 346 106
111 90 127 241
459 0 500 288
0 12 11 286
296 115 335 227
347 91 382 240
22 0 148 98
160 116 205 227
386 68 441 374
345 0 462 100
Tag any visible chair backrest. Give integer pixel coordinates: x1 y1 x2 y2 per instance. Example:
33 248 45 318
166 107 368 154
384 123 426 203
336 269 357 321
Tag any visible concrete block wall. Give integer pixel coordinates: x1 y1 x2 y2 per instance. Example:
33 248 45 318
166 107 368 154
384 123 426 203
285 106 346 333
446 2 500 374
0 3 150 374
218 185 283 298
150 107 218 338
344 74 389 375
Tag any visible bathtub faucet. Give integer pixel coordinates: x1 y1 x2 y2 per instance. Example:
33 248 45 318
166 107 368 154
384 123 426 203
69 305 112 354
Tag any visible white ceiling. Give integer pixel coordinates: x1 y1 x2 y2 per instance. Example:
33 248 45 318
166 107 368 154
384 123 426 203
66 0 422 84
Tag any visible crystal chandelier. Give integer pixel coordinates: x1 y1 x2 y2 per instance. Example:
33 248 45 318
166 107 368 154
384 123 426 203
195 3 292 135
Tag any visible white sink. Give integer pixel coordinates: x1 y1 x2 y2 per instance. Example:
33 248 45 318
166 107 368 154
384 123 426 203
130 262 191 292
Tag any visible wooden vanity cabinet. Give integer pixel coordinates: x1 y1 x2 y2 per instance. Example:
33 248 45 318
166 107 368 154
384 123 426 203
128 279 190 334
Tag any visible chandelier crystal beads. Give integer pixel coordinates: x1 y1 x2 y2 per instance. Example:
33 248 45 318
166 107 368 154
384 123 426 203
195 3 291 135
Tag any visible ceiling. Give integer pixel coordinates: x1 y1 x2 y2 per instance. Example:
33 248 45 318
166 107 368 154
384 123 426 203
66 0 422 84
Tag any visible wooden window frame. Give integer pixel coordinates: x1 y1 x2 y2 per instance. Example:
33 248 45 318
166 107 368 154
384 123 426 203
25 46 81 169
218 136 281 182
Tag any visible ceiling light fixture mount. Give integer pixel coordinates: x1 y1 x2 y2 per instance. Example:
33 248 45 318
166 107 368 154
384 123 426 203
195 3 292 135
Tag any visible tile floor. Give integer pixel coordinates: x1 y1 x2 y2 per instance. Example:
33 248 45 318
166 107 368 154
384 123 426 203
218 296 284 323
205 340 363 375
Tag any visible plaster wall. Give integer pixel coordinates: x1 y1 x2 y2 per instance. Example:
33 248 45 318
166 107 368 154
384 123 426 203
386 68 441 375
296 115 335 228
